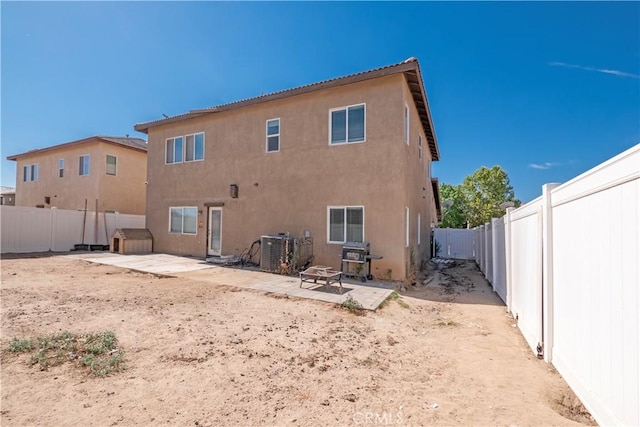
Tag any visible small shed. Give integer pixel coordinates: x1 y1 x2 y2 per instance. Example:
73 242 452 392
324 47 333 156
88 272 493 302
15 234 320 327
110 228 153 254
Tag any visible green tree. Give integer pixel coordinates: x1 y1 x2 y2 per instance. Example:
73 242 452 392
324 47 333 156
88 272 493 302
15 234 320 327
460 166 520 227
439 166 520 229
439 183 467 228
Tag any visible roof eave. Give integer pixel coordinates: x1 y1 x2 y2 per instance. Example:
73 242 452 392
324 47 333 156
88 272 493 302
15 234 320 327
133 60 421 134
6 136 147 161
404 65 440 162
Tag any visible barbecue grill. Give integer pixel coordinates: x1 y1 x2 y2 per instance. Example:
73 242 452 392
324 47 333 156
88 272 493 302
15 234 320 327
341 241 370 282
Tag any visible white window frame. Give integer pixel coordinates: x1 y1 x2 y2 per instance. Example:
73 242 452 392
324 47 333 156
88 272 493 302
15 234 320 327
426 159 431 181
166 133 205 164
418 134 423 160
23 164 38 182
169 206 198 235
265 118 280 153
327 205 365 244
165 136 183 164
79 155 90 176
59 159 64 178
106 155 117 176
185 132 205 162
405 207 410 247
404 104 409 145
418 213 421 245
328 103 366 145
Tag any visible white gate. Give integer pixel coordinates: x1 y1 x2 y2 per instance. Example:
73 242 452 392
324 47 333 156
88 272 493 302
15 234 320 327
433 228 475 259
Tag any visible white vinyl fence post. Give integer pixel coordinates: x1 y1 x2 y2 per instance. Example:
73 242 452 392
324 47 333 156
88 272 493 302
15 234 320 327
504 207 514 312
491 217 500 292
479 225 485 272
542 183 560 363
476 226 482 270
484 222 491 282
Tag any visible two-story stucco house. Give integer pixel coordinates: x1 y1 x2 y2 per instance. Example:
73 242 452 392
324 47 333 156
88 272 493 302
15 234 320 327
7 136 147 214
134 58 440 280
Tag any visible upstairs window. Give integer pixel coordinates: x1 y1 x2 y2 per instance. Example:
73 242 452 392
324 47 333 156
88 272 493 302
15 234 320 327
167 133 204 164
59 159 64 178
166 137 183 164
79 155 90 176
266 118 280 153
106 155 117 176
328 206 364 243
330 104 365 145
418 135 423 159
185 133 204 161
23 164 38 182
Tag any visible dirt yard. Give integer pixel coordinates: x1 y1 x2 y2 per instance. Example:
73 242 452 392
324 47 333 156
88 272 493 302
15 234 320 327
1 253 594 426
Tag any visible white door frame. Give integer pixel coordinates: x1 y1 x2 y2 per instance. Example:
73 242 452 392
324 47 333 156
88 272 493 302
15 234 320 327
207 207 222 256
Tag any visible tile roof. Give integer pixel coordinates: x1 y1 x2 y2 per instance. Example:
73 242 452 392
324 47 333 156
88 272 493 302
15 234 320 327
6 136 147 160
99 136 148 151
134 57 440 160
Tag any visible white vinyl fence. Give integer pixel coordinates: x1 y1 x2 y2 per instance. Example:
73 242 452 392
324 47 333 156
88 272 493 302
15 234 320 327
0 205 145 253
433 227 475 259
470 144 639 426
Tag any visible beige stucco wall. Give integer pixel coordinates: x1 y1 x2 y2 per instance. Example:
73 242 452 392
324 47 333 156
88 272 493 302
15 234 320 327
96 143 147 214
145 74 436 280
401 79 437 275
12 140 147 214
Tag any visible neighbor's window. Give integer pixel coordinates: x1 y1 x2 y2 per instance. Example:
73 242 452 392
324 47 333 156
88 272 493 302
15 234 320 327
418 213 421 245
404 105 409 145
79 155 90 176
330 104 365 144
266 118 280 152
23 164 38 182
106 155 117 176
185 133 204 162
418 135 423 160
328 206 364 243
59 159 64 178
169 207 197 235
166 137 183 164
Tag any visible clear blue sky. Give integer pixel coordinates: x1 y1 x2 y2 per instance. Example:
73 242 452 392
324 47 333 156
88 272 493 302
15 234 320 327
2 1 638 202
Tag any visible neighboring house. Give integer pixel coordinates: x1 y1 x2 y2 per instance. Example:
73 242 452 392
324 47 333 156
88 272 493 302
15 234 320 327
7 136 147 215
0 186 16 206
134 58 441 280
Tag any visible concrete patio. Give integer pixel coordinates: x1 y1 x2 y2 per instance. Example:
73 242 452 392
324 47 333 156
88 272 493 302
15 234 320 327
74 252 395 310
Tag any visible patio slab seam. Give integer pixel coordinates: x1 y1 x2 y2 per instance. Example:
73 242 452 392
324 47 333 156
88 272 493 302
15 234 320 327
77 253 394 311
